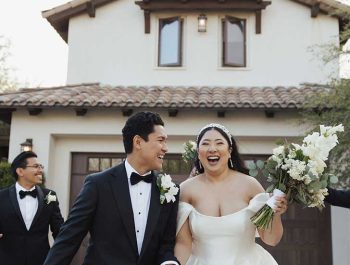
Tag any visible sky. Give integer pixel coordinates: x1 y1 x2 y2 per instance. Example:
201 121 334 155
0 1 68 87
0 0 349 88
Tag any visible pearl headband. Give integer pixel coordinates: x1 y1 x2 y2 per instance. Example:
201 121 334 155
197 123 233 146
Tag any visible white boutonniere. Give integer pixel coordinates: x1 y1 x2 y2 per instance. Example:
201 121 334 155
156 173 179 204
45 191 57 205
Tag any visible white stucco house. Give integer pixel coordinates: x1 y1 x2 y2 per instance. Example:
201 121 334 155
0 0 349 264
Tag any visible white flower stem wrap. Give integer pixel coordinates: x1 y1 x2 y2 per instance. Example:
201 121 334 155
266 189 285 212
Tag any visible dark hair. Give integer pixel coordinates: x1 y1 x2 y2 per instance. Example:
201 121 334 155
122 111 164 154
194 127 248 175
10 151 38 180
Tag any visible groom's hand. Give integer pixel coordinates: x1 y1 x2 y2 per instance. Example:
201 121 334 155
0 233 3 239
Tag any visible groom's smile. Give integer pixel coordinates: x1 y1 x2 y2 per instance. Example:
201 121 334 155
139 125 168 172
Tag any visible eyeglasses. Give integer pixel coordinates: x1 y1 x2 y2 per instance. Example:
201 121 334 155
26 164 44 169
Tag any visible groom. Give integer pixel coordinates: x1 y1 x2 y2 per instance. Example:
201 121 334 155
44 111 180 265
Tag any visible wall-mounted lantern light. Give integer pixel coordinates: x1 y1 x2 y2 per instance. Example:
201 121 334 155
20 138 33 152
198 14 207 32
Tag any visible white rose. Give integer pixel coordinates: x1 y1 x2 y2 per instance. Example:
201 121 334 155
161 174 173 189
273 146 285 156
46 192 57 204
165 185 179 203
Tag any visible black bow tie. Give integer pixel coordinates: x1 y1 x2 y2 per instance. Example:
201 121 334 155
130 172 153 185
19 189 37 199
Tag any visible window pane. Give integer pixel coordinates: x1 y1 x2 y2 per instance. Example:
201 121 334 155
159 18 181 66
224 18 245 67
112 158 123 167
88 158 100 172
100 158 111 171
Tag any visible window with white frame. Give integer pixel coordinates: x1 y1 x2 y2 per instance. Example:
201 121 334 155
158 17 183 67
222 16 246 67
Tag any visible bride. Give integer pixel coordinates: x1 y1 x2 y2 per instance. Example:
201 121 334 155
175 124 288 265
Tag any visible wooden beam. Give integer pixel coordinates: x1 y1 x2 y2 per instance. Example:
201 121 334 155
144 10 151 34
168 109 178 117
255 10 261 34
135 1 271 12
28 108 42 116
122 109 133 117
264 110 275 118
217 110 226 118
76 108 88 116
86 1 96 18
311 2 320 18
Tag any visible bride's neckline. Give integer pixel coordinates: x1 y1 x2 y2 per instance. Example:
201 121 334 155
179 201 249 218
179 192 265 218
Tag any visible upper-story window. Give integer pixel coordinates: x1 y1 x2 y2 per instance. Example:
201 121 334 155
158 17 183 67
222 16 246 67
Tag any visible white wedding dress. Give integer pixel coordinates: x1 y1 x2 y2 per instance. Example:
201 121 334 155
176 193 278 265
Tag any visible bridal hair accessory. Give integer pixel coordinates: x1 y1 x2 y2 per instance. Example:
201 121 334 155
197 123 233 145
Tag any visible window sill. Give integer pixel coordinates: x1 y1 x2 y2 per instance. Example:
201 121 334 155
154 66 187 71
217 66 251 71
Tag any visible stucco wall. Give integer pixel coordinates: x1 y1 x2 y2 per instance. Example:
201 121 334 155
66 0 339 86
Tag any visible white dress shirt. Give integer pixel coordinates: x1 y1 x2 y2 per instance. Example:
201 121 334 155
15 182 38 230
124 160 178 265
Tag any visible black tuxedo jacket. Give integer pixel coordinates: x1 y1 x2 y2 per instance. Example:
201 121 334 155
325 187 350 209
0 185 64 265
44 162 179 265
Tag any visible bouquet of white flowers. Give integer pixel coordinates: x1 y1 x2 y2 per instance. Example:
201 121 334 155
249 124 344 230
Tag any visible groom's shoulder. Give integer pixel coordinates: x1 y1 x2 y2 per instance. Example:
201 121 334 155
85 162 125 184
0 185 12 196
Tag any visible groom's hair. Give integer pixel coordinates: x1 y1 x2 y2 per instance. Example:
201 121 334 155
11 151 38 180
122 111 164 154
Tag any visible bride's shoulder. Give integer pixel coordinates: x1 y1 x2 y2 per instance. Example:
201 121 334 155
235 171 265 196
179 175 202 202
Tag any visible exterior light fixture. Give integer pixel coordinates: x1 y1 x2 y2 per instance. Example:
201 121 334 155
198 14 207 32
20 138 33 152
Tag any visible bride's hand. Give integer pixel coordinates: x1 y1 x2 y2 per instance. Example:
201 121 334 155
274 196 288 215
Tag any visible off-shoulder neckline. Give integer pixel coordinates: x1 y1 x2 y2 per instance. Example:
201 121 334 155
179 192 267 219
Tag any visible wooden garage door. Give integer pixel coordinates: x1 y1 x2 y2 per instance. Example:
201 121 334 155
69 153 332 265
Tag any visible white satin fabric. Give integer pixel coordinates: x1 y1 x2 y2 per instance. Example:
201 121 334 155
177 193 278 265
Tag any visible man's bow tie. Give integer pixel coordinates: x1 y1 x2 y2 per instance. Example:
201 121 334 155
19 189 37 199
130 172 153 185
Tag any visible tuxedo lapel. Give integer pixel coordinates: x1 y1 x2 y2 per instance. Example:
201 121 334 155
110 163 138 256
8 185 26 229
140 174 161 258
31 185 44 228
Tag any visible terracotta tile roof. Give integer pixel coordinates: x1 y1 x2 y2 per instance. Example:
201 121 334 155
42 0 348 42
0 83 327 110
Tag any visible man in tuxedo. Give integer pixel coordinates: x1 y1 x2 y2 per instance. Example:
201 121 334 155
0 151 64 265
44 111 180 265
325 187 350 209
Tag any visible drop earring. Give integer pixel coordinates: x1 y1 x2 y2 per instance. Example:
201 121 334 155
229 158 233 168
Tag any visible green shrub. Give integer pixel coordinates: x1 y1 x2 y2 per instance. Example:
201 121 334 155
0 162 14 189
